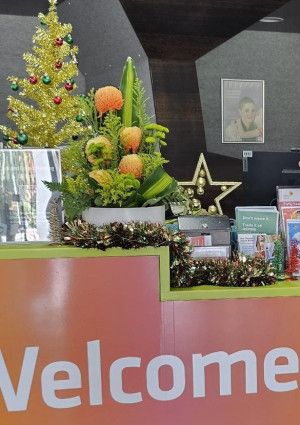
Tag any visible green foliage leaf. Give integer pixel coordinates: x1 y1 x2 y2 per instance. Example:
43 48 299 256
44 176 93 220
140 153 168 178
93 170 140 207
61 140 88 175
132 78 151 129
100 111 123 167
79 89 99 136
138 166 177 201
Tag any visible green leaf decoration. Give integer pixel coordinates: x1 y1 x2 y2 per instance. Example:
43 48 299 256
132 78 151 129
119 57 137 127
138 166 178 202
100 111 123 167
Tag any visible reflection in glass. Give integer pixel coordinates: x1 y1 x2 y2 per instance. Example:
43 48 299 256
0 149 61 243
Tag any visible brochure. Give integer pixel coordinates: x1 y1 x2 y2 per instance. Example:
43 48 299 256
235 207 279 235
280 206 300 235
277 186 300 209
286 219 300 255
238 233 275 260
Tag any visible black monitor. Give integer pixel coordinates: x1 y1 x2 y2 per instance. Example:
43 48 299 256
242 151 300 206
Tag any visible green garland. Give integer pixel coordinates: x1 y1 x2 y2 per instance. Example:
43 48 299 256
62 221 277 288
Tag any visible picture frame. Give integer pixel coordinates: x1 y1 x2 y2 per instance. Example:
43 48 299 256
0 148 62 243
221 78 264 144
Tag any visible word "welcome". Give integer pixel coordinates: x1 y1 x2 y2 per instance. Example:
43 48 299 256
0 341 298 411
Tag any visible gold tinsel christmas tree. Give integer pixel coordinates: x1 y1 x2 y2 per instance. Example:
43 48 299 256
0 0 87 147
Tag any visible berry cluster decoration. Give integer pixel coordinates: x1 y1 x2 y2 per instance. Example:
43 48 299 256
61 221 277 288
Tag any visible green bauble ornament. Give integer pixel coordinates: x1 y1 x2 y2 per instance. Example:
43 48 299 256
11 82 19 91
17 133 28 145
65 34 74 45
42 75 52 85
76 114 84 122
3 135 10 142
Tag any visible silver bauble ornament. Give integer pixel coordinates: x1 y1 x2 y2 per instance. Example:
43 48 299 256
208 205 218 215
197 187 205 195
186 188 195 198
191 198 201 209
197 177 206 187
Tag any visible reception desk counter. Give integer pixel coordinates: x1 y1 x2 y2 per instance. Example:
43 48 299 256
0 245 300 425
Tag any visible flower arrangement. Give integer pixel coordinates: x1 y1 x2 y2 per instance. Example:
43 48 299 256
46 57 182 220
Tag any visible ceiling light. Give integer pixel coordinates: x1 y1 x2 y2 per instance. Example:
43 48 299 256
260 16 284 23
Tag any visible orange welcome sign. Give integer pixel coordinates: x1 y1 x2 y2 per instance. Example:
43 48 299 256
1 254 300 424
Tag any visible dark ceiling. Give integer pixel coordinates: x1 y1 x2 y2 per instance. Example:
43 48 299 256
0 0 289 59
119 0 289 59
0 0 65 15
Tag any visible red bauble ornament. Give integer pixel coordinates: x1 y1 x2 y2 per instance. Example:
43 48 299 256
64 82 73 91
55 61 63 70
29 75 38 85
53 96 62 105
12 138 19 145
55 38 63 46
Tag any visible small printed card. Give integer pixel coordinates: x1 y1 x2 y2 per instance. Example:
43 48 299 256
188 235 212 247
191 245 230 259
235 207 279 235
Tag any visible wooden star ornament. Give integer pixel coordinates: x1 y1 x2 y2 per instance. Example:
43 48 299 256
179 153 241 215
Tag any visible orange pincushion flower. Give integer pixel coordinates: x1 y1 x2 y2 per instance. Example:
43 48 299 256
94 86 123 115
120 127 142 153
118 154 143 179
89 170 112 187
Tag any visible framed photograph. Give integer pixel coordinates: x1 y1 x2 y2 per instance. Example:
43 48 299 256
221 78 264 144
0 149 62 243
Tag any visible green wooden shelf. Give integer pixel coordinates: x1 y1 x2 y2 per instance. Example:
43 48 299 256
1 244 299 301
0 245 170 299
161 279 300 301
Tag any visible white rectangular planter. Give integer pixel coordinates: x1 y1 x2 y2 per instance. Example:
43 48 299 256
82 206 165 226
